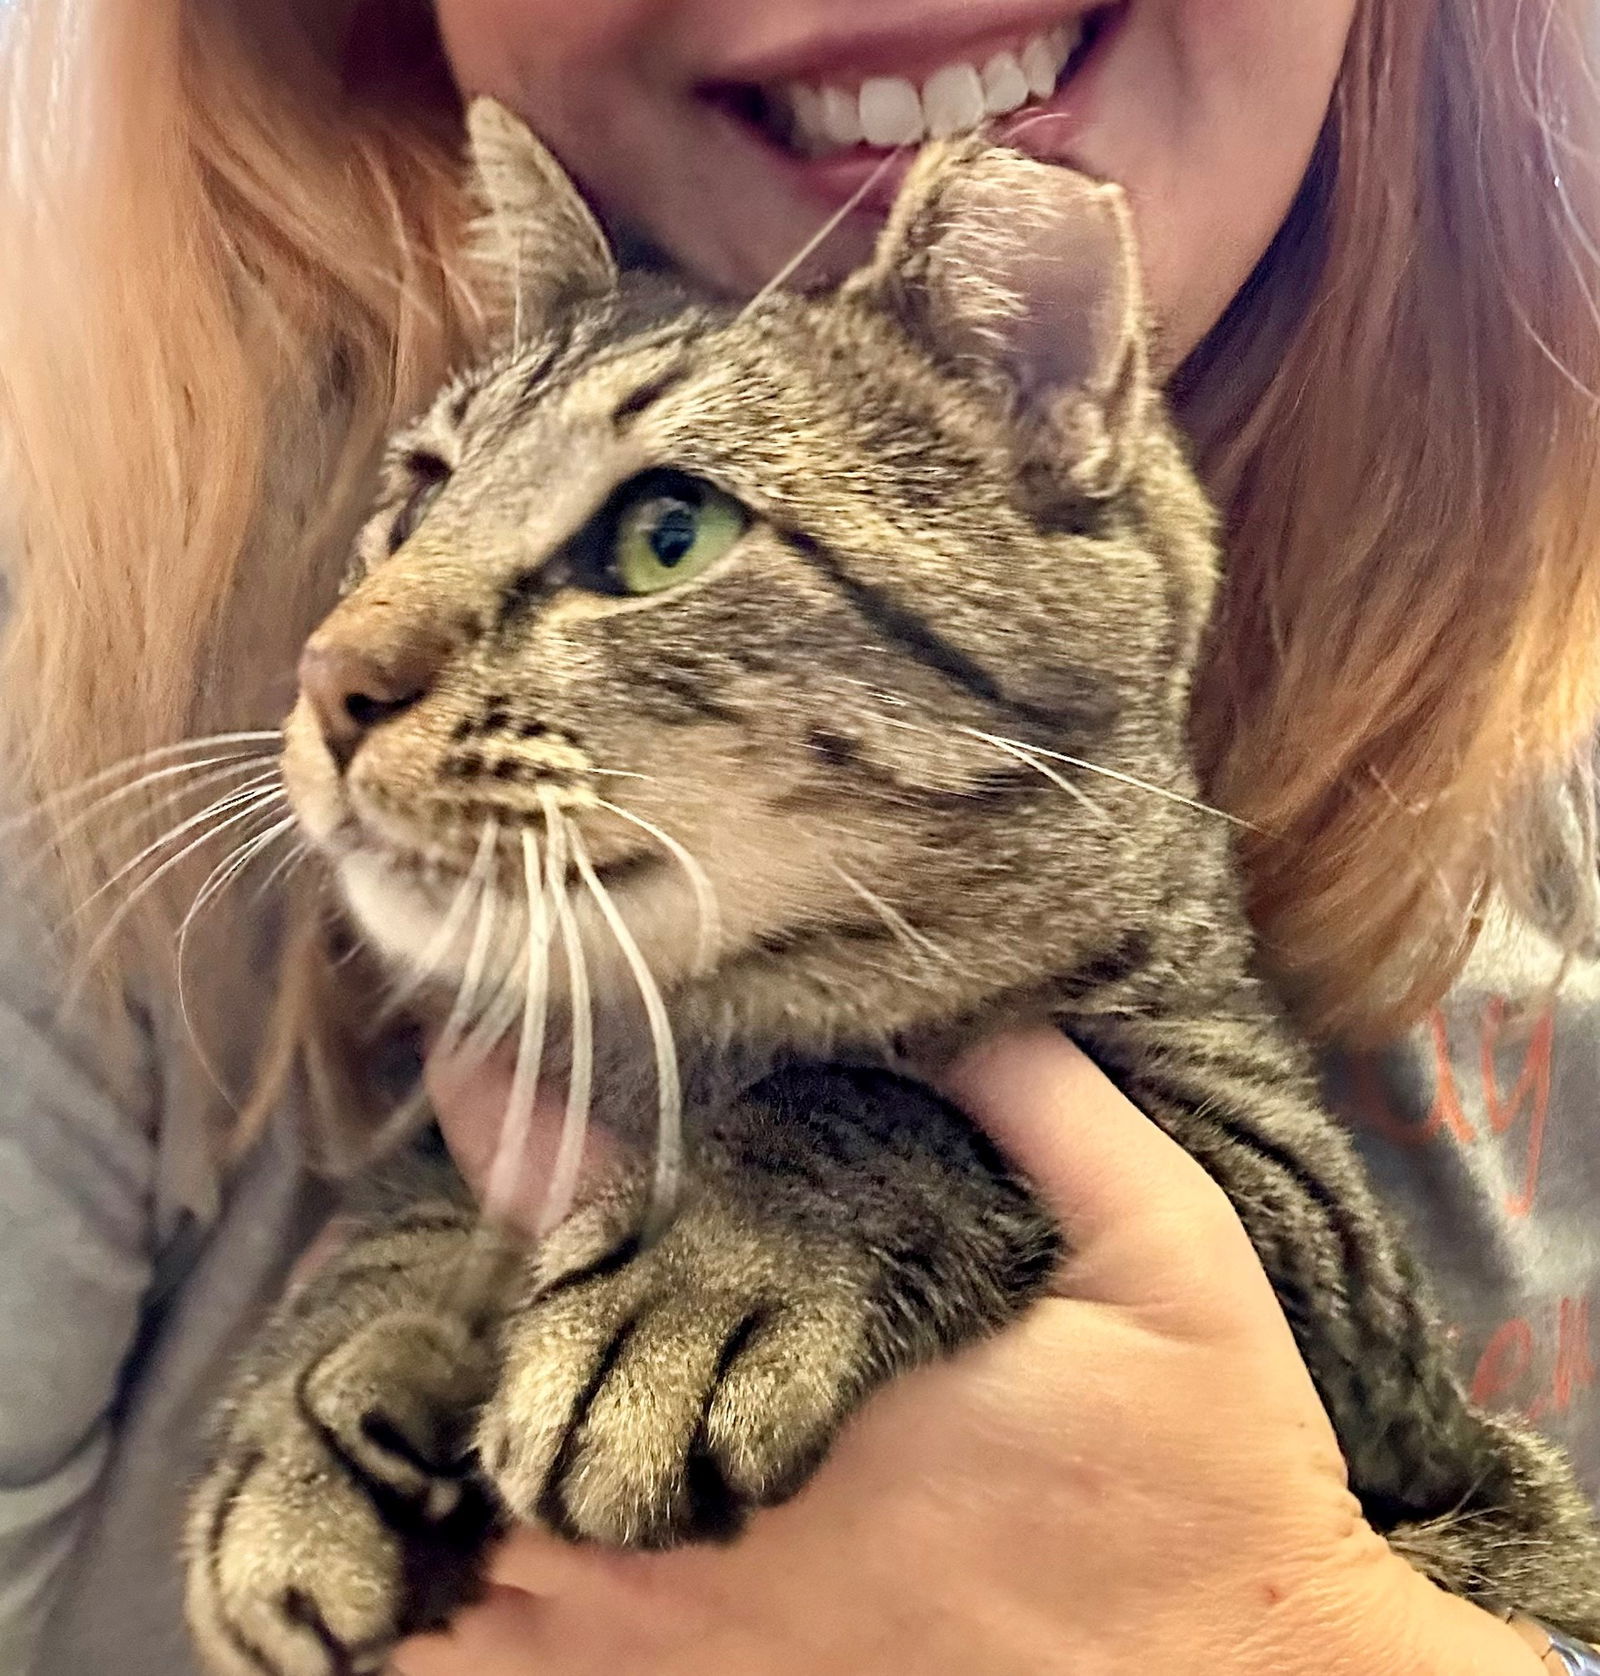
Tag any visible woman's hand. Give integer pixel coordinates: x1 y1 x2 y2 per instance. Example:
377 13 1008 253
402 1029 1541 1676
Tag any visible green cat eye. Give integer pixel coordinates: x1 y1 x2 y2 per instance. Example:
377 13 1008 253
607 473 749 595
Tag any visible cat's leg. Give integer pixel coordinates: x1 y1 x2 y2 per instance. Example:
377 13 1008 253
1075 1011 1600 1643
185 1150 515 1676
1383 1415 1600 1641
475 1025 1600 1641
477 1063 1059 1549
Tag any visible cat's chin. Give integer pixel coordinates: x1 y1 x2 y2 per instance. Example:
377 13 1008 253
338 850 460 979
333 845 721 1015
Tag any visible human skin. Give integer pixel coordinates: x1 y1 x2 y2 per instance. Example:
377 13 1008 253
431 0 1358 361
398 1033 1540 1675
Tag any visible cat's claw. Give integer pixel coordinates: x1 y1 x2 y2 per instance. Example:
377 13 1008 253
186 1312 497 1676
479 1197 874 1547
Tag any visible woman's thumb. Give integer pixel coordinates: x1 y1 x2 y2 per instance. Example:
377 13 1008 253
935 1026 1267 1311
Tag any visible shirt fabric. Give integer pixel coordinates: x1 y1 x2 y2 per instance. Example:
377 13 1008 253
1 877 1596 1675
1330 906 1600 1502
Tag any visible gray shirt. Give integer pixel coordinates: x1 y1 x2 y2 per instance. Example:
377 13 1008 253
3 879 1598 1675
0 860 334 1675
1331 907 1600 1503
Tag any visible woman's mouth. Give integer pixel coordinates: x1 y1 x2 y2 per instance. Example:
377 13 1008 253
702 5 1122 204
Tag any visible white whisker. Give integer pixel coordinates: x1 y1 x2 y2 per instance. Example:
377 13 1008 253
740 147 906 316
594 797 720 974
531 813 585 1230
68 787 289 989
44 764 283 910
868 711 928 734
537 794 593 1240
830 863 954 970
178 812 299 955
572 823 682 1240
0 732 282 836
72 771 286 923
250 836 314 908
962 730 1114 826
8 752 278 883
867 707 1109 824
483 829 554 1227
457 839 553 1063
837 676 913 708
435 819 503 1060
355 1084 436 1172
460 956 532 1066
383 827 497 1021
175 812 299 1108
962 727 1260 832
859 699 1254 832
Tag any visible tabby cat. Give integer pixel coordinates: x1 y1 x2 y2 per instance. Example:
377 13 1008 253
184 102 1600 1676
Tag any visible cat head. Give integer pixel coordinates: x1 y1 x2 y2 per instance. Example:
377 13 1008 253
283 102 1222 1055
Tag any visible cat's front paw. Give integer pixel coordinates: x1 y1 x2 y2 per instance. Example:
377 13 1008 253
186 1311 497 1676
478 1197 876 1548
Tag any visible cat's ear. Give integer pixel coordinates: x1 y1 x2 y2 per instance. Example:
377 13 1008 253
466 98 619 336
848 141 1148 499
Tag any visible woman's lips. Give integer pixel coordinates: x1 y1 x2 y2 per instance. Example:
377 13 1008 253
702 5 1125 213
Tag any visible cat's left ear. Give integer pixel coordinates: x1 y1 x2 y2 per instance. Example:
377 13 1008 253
847 141 1149 499
466 98 619 337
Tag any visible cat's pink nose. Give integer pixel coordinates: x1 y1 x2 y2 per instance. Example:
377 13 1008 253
298 639 433 772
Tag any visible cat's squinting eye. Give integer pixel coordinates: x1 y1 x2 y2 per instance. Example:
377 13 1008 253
387 455 450 555
591 470 750 597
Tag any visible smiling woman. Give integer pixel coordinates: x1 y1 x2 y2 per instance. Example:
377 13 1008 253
703 17 1092 172
436 0 1358 360
770 22 1088 151
2 1 1600 1675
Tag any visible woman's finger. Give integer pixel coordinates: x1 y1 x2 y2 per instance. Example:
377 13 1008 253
935 1026 1269 1312
390 1585 549 1676
425 1043 622 1235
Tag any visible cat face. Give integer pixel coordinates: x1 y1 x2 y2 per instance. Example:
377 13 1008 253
283 107 1221 1051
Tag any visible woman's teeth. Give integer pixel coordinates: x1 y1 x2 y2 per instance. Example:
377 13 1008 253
773 23 1084 155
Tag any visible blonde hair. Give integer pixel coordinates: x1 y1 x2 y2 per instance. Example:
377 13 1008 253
1183 0 1600 1033
1 0 1597 1148
0 0 481 1133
